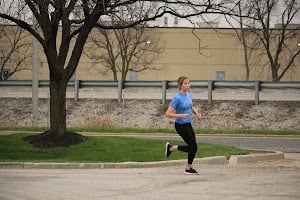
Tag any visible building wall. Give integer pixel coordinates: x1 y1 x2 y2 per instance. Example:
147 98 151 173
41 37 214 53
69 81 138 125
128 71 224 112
6 26 300 81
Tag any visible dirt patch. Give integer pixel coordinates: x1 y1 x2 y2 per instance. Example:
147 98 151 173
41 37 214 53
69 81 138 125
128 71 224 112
23 131 86 148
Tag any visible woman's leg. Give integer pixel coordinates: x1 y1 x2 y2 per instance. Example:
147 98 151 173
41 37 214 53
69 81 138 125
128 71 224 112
175 123 198 165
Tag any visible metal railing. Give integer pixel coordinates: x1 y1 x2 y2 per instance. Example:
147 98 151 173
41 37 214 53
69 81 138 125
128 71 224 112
1 80 300 104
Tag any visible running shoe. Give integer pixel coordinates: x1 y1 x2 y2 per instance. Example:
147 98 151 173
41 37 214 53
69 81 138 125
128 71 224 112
184 168 199 175
165 142 172 157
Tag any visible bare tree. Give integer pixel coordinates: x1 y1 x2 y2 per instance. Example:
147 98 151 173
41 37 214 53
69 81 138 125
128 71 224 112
85 24 164 81
0 1 31 81
223 2 252 80
0 25 31 80
84 4 164 81
235 0 300 81
237 2 250 81
0 0 242 147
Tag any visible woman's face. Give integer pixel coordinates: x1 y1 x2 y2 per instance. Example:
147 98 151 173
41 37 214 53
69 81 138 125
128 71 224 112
180 78 190 92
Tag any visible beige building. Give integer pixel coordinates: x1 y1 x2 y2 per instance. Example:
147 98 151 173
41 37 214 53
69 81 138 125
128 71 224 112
3 25 300 81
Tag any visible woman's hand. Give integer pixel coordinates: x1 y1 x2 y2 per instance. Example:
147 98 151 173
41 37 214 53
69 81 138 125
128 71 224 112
195 113 202 120
192 107 202 120
181 114 189 118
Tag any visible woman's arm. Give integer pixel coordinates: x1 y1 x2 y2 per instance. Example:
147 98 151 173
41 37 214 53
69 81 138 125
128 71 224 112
165 106 188 119
192 107 202 119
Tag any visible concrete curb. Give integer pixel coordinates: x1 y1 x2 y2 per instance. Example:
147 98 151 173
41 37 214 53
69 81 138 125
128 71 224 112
0 157 226 169
0 151 283 169
228 150 284 165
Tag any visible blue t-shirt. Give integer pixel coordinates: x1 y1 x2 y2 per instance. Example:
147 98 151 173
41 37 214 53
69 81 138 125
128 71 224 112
169 92 193 124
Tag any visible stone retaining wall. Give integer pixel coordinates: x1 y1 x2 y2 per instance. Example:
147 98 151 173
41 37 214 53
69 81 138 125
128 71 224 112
1 98 299 130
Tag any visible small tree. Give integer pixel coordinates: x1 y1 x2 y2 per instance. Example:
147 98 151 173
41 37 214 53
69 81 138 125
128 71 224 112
233 0 300 81
223 2 252 80
0 2 31 81
85 24 164 81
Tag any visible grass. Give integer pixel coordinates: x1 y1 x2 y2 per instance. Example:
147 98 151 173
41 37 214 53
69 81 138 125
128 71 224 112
0 126 299 135
0 133 248 163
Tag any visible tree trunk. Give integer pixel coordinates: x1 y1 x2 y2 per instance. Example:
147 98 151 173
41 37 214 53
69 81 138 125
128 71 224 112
113 68 117 81
22 74 86 149
271 63 280 82
49 77 67 135
239 2 250 81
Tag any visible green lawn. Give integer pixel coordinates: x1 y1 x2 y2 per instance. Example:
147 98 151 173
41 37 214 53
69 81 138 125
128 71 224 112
0 133 248 163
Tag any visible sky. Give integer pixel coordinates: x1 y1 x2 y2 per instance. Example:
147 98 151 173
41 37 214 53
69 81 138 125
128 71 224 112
1 0 299 29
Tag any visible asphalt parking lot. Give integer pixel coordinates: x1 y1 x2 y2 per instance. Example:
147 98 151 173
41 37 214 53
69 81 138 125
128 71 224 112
1 154 300 200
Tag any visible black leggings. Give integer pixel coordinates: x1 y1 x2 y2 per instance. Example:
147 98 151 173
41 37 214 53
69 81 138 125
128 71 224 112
175 122 198 165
